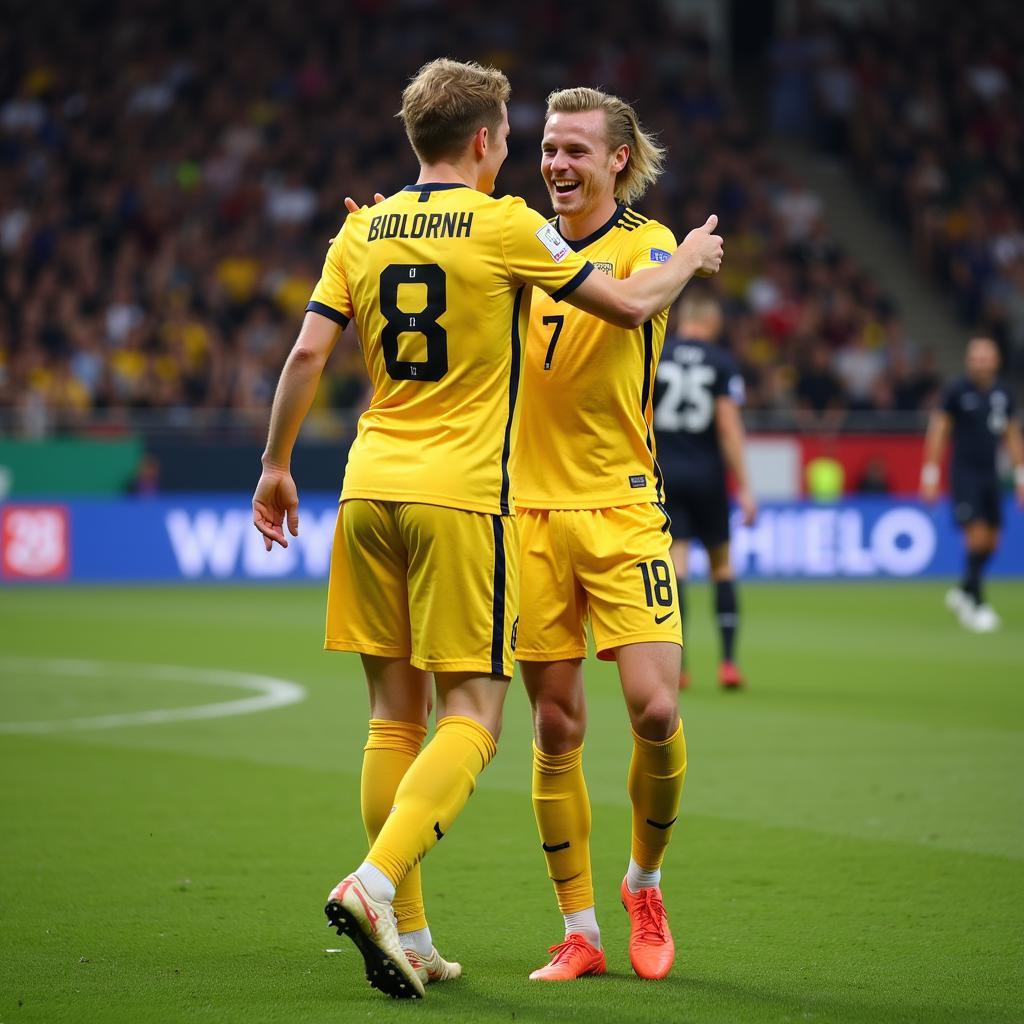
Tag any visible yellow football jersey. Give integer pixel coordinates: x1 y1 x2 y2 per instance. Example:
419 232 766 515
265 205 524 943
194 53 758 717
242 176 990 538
307 184 595 515
514 205 677 509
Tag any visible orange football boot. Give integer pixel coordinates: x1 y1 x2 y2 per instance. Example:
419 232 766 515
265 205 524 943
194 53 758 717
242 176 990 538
620 878 675 980
528 933 606 981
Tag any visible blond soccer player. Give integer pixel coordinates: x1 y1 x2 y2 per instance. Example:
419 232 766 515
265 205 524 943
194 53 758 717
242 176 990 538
513 89 722 982
251 61 723 999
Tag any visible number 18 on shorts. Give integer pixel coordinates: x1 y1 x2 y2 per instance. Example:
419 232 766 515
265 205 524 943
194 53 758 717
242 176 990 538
516 504 683 663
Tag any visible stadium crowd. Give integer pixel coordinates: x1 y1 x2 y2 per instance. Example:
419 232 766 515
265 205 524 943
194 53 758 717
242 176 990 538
772 0 1024 377
0 0 944 438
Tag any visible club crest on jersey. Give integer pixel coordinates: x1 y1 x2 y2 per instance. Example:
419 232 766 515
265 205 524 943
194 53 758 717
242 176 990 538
593 261 614 276
650 248 671 263
535 222 570 263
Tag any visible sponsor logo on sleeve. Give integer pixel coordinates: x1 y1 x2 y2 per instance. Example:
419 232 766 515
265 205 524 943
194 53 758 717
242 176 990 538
649 248 671 263
593 261 614 275
1 506 70 579
729 374 746 405
535 222 570 263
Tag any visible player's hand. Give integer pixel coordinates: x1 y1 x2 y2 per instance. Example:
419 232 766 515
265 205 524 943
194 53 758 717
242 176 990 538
330 194 387 243
738 487 758 527
252 466 300 551
342 193 386 214
682 214 724 277
920 480 940 504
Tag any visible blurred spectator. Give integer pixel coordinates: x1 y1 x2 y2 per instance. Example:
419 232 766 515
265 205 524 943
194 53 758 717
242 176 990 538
128 452 161 497
781 1 1024 378
0 0 941 438
796 345 844 430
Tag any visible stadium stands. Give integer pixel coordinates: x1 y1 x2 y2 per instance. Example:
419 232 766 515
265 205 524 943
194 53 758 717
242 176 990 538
0 0 952 438
774 1 1024 377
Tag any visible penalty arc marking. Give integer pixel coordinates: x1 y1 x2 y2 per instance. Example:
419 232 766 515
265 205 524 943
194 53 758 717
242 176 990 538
0 658 307 734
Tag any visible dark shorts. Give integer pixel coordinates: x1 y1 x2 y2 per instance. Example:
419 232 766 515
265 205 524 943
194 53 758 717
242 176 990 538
663 474 731 549
951 472 1002 529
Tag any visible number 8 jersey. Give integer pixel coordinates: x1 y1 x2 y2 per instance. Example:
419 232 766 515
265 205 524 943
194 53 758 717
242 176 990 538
307 183 595 515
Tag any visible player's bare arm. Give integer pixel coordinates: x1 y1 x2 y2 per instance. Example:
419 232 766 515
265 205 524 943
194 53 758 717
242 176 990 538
715 396 757 526
566 215 723 328
920 409 951 502
342 193 721 329
1006 416 1024 507
252 312 340 550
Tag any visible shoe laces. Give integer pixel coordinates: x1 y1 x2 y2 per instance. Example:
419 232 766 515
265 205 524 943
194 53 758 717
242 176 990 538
546 933 593 964
632 888 669 943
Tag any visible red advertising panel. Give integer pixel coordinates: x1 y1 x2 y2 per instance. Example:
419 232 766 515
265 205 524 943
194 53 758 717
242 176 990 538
1 506 71 579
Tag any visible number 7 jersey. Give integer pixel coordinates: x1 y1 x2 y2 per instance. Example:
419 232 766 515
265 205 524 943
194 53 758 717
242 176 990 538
306 184 594 515
513 204 677 509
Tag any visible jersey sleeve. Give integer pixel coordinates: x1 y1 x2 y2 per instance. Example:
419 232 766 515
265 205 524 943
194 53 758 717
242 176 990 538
717 350 746 405
941 382 961 416
306 221 353 327
626 221 678 275
502 199 594 300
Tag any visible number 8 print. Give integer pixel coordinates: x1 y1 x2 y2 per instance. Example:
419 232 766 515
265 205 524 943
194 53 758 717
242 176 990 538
379 263 448 381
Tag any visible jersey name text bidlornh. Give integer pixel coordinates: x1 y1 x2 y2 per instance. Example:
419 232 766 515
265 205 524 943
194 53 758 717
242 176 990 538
368 211 474 242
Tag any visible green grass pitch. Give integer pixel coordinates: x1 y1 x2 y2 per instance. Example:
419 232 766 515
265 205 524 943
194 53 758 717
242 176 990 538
1 581 1022 1023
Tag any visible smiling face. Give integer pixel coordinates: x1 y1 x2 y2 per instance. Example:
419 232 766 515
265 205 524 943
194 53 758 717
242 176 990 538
541 109 628 219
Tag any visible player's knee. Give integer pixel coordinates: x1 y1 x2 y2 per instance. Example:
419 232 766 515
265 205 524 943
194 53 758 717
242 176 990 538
630 694 680 742
533 697 586 753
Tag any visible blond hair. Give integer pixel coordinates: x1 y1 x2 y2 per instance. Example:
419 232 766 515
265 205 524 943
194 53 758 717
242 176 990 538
399 58 510 164
545 87 666 205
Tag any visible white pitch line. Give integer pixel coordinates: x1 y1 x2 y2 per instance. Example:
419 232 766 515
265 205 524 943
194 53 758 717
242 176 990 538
0 658 307 734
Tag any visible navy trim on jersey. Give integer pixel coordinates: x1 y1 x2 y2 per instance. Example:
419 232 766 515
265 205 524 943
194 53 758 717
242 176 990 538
401 183 472 193
559 203 626 252
499 286 525 515
641 320 665 501
656 501 672 533
550 261 595 303
619 208 648 231
490 515 507 676
305 301 350 328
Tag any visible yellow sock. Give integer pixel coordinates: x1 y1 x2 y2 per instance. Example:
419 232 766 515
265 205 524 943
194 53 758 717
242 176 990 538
361 719 428 932
367 715 496 886
532 743 594 914
628 722 687 870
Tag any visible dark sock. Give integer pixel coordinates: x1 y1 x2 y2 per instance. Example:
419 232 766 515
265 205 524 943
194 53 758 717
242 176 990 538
676 577 686 667
715 580 738 663
962 550 990 605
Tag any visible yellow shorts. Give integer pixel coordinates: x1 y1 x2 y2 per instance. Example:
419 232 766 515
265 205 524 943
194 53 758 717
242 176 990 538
516 503 682 662
325 499 518 676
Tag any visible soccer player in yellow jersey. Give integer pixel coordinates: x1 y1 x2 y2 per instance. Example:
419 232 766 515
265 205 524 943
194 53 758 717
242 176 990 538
251 61 723 999
512 88 713 982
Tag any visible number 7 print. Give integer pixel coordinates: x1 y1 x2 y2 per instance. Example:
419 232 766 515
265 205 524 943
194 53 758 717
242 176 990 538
542 315 564 370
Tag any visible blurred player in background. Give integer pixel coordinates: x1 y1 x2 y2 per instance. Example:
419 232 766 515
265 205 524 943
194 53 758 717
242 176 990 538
653 294 756 689
514 88 722 983
921 336 1024 632
253 59 725 999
